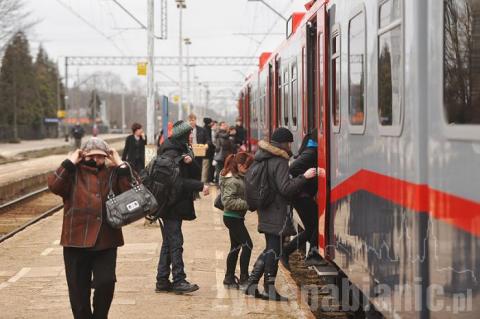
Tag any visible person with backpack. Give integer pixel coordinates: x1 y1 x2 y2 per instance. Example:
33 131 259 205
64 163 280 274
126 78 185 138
213 121 234 184
155 120 209 294
219 152 254 289
244 127 318 301
280 129 327 270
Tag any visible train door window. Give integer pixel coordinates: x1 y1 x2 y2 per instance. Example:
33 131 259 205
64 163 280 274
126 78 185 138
291 61 299 130
283 67 290 126
268 63 275 131
444 0 480 125
276 59 282 128
302 46 308 133
348 8 366 132
378 0 403 135
307 20 318 133
331 25 341 133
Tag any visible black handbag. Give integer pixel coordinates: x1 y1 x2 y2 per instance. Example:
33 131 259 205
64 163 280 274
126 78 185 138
106 162 158 228
214 193 224 210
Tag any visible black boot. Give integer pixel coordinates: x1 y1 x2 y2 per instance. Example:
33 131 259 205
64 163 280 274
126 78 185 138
239 273 249 288
261 274 288 301
223 274 239 289
244 258 264 298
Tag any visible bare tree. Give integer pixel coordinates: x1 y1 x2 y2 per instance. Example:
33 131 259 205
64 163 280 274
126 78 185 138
0 0 34 54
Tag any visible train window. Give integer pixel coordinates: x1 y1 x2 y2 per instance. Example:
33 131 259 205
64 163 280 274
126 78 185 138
291 62 298 130
348 10 366 129
378 0 403 132
283 68 289 126
276 60 282 127
444 0 480 125
331 26 341 132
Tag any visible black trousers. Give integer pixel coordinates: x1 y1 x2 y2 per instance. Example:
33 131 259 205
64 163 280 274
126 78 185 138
251 233 282 278
284 196 318 257
223 216 253 276
156 218 186 284
63 247 117 319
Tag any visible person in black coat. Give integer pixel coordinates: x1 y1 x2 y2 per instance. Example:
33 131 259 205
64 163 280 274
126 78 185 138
202 117 215 183
121 123 147 172
155 120 210 295
244 128 318 302
188 114 208 180
280 129 327 269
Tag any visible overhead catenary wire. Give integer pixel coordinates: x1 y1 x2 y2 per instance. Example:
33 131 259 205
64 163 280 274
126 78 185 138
55 0 126 55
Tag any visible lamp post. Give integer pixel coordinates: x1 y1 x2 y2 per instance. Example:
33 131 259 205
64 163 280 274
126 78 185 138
184 37 191 116
176 0 186 121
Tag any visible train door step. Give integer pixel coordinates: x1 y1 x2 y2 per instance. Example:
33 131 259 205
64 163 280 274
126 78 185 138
310 264 338 277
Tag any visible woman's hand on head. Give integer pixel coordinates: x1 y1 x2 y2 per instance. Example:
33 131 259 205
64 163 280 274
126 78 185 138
108 149 124 166
68 149 82 164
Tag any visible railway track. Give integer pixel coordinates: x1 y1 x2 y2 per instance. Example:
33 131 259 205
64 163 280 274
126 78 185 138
0 187 63 243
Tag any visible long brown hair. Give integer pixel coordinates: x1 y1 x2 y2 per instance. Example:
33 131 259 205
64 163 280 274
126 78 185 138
220 152 254 176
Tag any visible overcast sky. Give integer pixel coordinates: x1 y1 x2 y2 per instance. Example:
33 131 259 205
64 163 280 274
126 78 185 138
24 0 309 108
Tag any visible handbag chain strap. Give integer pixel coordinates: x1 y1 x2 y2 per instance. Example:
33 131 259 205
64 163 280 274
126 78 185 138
107 162 138 199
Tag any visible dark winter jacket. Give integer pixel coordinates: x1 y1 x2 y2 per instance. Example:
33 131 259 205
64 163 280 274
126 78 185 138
204 125 215 159
48 160 131 249
194 125 208 145
289 146 317 197
219 173 248 219
71 125 85 140
158 138 204 220
214 130 234 162
234 125 246 146
254 140 307 235
122 135 147 171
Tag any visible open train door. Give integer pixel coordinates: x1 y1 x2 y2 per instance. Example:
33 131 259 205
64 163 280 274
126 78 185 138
316 5 331 259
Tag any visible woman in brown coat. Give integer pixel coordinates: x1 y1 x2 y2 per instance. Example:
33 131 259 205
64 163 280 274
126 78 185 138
48 137 131 319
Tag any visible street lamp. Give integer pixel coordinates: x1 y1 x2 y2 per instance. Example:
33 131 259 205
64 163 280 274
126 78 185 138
184 37 192 115
176 0 186 121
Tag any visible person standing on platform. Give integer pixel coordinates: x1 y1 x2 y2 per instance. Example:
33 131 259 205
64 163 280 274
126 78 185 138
121 123 147 172
202 117 215 183
155 120 210 294
244 128 318 301
47 137 131 319
234 117 246 149
213 121 234 184
71 122 85 149
187 114 208 180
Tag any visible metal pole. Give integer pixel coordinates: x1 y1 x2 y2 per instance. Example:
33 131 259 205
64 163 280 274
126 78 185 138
121 93 126 133
64 57 69 141
147 0 155 143
186 43 190 115
178 6 183 121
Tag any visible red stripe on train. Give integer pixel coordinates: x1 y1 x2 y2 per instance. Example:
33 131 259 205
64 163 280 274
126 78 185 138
330 169 480 237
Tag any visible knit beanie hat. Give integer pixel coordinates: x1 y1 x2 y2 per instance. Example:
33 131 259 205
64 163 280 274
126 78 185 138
171 120 193 139
271 127 294 143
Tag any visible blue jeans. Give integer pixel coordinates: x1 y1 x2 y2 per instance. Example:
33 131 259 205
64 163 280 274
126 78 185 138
156 219 186 284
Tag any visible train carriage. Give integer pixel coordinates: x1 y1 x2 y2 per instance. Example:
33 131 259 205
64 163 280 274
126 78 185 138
238 0 480 318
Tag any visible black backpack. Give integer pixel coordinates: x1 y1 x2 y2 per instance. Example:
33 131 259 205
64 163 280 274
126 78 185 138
245 160 275 211
140 155 183 220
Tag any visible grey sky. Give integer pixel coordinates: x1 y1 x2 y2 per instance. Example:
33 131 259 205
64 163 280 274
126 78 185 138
24 0 308 109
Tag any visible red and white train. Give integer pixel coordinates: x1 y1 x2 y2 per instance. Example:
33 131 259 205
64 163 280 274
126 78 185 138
238 0 480 318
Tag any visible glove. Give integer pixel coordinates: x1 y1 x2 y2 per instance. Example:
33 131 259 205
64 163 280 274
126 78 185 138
212 160 217 167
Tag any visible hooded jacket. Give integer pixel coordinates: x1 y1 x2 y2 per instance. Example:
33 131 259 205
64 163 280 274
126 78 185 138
289 144 317 197
158 138 204 220
253 140 307 235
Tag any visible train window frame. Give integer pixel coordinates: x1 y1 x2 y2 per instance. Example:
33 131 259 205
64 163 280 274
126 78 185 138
377 0 404 137
291 60 299 131
330 24 341 134
283 65 290 126
441 0 480 140
348 5 367 135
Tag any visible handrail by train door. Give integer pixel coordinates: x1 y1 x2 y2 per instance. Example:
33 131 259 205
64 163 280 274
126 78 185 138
317 5 331 259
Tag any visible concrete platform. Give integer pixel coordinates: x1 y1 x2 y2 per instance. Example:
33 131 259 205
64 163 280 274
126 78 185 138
0 134 128 160
0 189 313 319
0 138 126 203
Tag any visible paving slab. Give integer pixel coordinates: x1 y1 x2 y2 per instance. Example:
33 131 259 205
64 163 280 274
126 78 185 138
0 188 312 319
